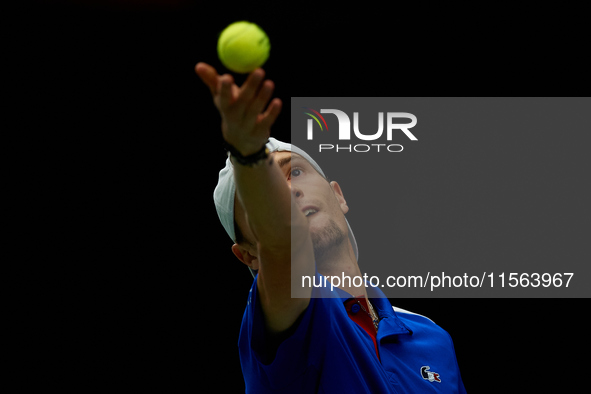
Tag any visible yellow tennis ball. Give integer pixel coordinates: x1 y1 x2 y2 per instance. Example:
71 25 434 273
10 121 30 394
217 21 270 74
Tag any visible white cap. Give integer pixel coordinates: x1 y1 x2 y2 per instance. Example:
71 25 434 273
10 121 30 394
213 137 359 277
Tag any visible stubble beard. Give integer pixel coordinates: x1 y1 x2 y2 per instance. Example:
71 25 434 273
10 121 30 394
311 217 347 268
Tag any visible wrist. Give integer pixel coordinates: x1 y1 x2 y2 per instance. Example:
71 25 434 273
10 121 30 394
224 139 270 167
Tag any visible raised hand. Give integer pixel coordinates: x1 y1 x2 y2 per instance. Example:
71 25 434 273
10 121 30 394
195 62 282 156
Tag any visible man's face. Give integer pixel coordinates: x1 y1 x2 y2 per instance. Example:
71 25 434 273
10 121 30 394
279 152 350 262
233 151 350 266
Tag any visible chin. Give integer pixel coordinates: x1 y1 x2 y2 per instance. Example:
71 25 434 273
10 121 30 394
310 220 346 257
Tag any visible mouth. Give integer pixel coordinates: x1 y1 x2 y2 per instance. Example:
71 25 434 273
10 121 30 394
302 207 318 217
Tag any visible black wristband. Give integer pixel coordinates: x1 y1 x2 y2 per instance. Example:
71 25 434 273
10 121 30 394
223 140 270 166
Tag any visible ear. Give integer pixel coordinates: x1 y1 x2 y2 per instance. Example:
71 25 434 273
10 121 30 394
231 243 260 271
330 181 349 214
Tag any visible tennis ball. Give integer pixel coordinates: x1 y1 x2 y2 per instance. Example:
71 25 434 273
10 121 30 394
217 21 270 74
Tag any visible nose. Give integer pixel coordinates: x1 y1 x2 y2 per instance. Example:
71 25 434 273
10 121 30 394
290 184 303 198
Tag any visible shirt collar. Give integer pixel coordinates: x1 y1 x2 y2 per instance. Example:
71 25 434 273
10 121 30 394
333 280 414 337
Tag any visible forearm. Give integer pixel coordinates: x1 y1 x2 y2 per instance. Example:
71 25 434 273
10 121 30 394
233 155 308 252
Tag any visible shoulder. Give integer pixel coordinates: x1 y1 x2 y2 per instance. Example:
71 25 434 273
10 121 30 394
391 305 453 345
391 305 436 324
238 277 347 391
240 273 345 356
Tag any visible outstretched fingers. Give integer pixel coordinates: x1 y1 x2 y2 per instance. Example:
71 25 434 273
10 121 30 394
217 73 236 112
257 98 283 132
249 79 275 116
236 68 266 107
195 62 282 139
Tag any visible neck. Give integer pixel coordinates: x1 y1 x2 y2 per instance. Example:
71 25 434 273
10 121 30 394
316 240 367 298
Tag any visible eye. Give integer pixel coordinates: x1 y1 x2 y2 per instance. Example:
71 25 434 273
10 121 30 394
290 168 302 178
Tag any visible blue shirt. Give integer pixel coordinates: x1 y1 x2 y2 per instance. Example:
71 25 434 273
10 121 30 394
238 272 466 393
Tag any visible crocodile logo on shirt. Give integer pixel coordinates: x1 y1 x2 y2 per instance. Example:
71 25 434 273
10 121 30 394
421 366 441 383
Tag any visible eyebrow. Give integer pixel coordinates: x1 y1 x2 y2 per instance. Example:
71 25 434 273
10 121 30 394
277 156 292 169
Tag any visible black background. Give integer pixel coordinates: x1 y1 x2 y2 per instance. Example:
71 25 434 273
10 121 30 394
27 1 587 392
